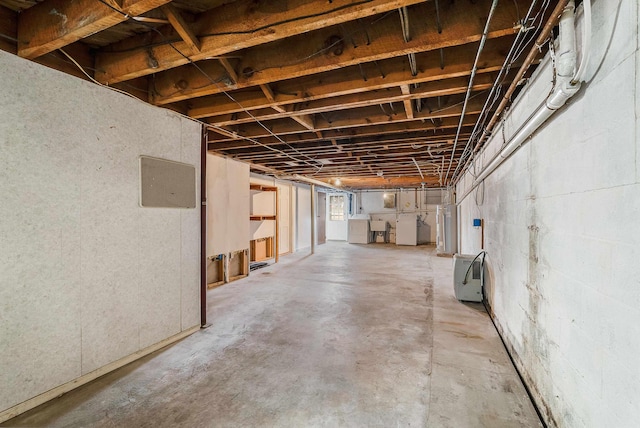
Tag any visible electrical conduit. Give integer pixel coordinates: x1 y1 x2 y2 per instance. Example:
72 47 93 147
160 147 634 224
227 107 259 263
471 0 588 187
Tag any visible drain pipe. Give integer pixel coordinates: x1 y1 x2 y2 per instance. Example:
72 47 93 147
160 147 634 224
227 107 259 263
412 157 425 181
472 0 582 187
277 173 354 194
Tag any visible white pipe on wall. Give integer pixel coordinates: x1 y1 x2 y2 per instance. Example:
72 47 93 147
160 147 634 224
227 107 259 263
276 174 353 194
472 1 584 187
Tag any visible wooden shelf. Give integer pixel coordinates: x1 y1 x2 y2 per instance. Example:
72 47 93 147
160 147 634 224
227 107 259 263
250 215 276 221
250 184 278 192
249 182 279 264
250 237 274 262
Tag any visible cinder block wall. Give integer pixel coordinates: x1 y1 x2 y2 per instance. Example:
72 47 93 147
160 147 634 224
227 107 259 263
456 1 639 426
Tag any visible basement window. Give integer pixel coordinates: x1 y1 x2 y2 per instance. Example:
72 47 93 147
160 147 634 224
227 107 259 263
329 195 345 221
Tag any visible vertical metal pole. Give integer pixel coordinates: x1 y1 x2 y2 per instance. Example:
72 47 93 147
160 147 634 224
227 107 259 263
200 127 208 328
275 186 280 263
310 184 316 255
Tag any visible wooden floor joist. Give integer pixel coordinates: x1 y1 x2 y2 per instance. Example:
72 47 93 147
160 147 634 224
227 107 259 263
6 0 551 188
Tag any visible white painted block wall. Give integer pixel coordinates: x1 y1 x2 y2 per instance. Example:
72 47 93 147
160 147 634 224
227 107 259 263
356 190 441 243
0 51 202 420
456 1 639 426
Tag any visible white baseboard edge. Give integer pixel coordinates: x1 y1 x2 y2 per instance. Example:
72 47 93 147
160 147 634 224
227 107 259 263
0 325 201 424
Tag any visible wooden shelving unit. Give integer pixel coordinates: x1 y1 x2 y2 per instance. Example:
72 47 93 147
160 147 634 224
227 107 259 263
250 237 274 262
249 184 279 264
250 215 276 221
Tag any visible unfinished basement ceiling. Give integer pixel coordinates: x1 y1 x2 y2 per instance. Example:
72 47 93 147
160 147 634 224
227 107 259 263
0 0 558 189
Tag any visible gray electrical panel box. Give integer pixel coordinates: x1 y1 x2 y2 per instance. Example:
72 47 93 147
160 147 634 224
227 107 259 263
139 156 197 209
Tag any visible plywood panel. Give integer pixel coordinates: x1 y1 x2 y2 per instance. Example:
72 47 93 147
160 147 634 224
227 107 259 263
207 154 250 255
277 183 291 254
180 119 203 330
296 184 312 250
251 219 276 240
207 154 228 256
226 159 250 252
138 209 182 349
0 130 83 409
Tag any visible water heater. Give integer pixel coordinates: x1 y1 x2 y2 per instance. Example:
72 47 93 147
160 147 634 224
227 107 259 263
436 204 457 255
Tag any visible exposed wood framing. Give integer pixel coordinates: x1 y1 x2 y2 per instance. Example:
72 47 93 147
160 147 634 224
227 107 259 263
94 0 430 84
8 0 550 188
17 0 172 59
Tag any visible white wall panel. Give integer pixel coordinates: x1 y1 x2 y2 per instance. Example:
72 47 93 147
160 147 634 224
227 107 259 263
207 154 229 256
206 155 250 256
296 184 312 250
0 50 201 418
226 160 250 252
180 120 203 329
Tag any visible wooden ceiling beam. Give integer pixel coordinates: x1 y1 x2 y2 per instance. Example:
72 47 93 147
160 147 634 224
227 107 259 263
0 5 17 54
218 57 239 83
400 85 414 119
208 130 464 151
17 0 172 59
162 3 201 52
207 97 483 138
207 90 480 126
151 1 522 104
288 113 316 131
190 73 499 120
259 83 314 130
229 141 464 158
230 149 464 165
94 0 429 84
209 116 478 146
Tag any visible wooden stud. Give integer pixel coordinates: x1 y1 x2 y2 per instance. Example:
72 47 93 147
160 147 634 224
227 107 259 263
161 3 201 52
218 57 239 83
400 85 414 119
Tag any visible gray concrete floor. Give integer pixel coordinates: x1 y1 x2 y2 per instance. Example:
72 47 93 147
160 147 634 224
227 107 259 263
3 242 541 427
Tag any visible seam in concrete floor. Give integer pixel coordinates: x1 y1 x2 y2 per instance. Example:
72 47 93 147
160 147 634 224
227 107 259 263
2 242 542 428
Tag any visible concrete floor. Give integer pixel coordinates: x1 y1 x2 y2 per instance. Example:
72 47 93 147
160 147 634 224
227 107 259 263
3 243 542 427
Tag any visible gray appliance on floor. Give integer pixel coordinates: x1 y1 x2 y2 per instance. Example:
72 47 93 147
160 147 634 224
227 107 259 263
453 253 485 302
